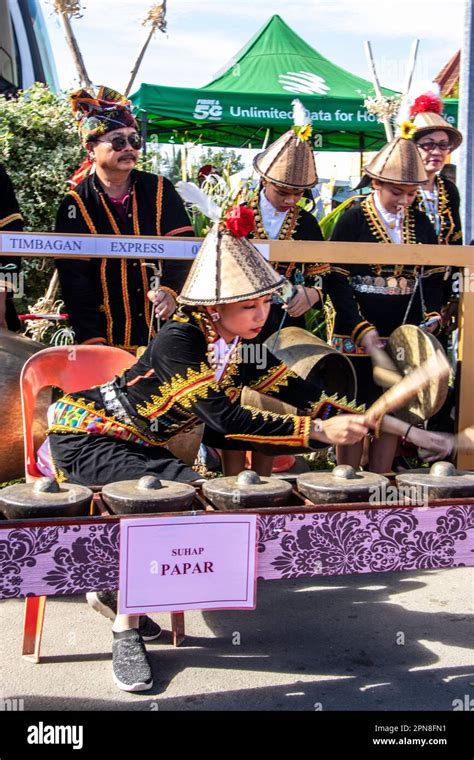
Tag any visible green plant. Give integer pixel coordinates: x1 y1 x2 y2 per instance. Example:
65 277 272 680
190 147 244 180
0 83 83 312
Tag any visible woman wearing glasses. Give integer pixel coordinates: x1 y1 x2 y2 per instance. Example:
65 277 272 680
411 93 463 429
411 92 463 246
54 86 194 352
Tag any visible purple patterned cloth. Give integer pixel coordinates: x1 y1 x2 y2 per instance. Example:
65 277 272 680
0 505 472 599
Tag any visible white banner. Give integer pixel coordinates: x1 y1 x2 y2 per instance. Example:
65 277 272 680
0 231 270 260
118 514 258 614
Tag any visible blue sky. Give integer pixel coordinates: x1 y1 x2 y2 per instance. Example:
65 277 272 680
41 0 464 95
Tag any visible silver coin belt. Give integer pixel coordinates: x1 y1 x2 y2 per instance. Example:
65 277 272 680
99 380 159 441
351 275 416 295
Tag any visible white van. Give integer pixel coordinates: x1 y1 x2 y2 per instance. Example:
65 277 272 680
0 0 59 94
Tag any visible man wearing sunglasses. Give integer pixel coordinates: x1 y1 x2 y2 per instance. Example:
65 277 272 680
54 86 194 351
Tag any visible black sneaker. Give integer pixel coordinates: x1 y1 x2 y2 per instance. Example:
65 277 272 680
138 616 162 642
86 591 161 641
112 629 153 692
86 591 117 621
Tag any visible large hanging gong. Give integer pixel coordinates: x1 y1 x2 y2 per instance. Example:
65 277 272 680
386 325 449 424
264 327 357 400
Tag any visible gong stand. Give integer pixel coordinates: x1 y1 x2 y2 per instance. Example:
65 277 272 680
1 479 473 663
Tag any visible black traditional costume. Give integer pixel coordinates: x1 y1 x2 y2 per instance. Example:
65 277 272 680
55 87 193 351
411 92 463 425
0 164 23 331
415 174 462 246
411 91 463 246
55 170 193 349
41 206 408 694
328 132 444 407
247 100 328 341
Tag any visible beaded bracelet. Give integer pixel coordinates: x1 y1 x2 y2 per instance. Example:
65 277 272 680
401 424 414 446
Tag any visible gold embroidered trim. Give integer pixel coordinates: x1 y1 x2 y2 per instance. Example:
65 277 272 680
361 193 417 248
416 176 457 244
165 225 194 236
68 191 97 233
156 175 163 235
309 391 366 418
249 362 297 394
49 393 162 445
225 414 311 447
135 363 220 419
0 212 23 229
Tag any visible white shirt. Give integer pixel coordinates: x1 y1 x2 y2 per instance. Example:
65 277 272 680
373 191 403 243
259 189 287 239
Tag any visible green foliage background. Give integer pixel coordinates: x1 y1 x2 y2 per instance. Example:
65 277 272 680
0 84 83 311
0 84 164 313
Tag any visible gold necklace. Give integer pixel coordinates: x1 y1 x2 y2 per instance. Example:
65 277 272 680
361 194 417 276
362 194 417 245
249 194 300 241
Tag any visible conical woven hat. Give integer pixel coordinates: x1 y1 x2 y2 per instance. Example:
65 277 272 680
364 137 428 185
413 112 462 150
178 226 287 305
253 129 318 189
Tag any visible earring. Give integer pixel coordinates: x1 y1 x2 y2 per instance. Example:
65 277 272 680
210 311 220 322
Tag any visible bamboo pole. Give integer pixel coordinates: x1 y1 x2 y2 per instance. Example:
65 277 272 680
124 26 156 97
364 41 393 142
124 2 167 97
402 39 420 98
53 1 92 88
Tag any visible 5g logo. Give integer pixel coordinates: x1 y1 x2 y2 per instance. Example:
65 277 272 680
193 99 223 121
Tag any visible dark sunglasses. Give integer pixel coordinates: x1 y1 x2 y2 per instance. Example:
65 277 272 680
97 133 142 151
418 140 451 153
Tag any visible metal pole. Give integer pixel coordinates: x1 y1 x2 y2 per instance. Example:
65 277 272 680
359 133 365 177
458 0 474 243
141 111 148 156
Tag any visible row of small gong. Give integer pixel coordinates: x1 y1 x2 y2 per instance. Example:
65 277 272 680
0 462 472 520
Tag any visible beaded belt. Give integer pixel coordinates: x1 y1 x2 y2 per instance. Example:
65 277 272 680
352 275 416 296
99 380 163 443
48 399 154 446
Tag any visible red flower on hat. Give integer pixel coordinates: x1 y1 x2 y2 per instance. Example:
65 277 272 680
410 92 443 118
225 205 255 237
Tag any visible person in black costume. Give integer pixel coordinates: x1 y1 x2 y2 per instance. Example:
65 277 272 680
0 164 23 331
248 101 328 342
328 128 445 473
411 91 463 247
55 86 193 352
43 211 388 693
219 101 328 475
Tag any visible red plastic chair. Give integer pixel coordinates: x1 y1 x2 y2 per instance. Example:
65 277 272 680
20 345 135 661
21 344 136 480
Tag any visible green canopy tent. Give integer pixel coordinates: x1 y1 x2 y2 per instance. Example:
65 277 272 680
131 15 458 152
